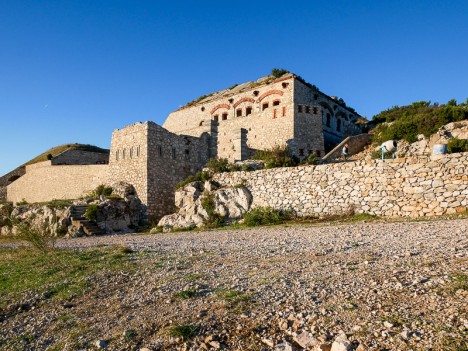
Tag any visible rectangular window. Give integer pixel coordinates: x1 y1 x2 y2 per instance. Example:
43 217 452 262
298 105 303 113
136 145 140 157
273 100 280 106
129 147 133 159
299 149 304 156
122 149 126 160
185 149 190 160
222 113 228 120
172 148 176 159
282 106 286 117
236 108 242 117
116 150 119 161
273 109 277 119
213 115 219 121
313 107 318 114
305 106 311 114
246 107 252 116
262 102 269 110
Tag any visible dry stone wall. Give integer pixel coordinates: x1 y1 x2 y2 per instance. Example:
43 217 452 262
52 149 109 165
213 152 468 218
7 161 108 204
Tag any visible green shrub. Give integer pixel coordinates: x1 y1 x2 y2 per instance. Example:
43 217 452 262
371 99 468 144
16 221 57 254
200 193 225 228
447 138 468 153
85 204 98 222
243 207 292 227
176 171 211 189
206 158 231 173
169 324 199 340
16 199 29 206
252 145 299 168
301 152 319 165
88 184 113 199
271 68 290 78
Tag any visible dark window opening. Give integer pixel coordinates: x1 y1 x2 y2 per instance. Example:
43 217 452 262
282 82 289 88
305 106 311 114
116 150 119 161
172 148 176 159
213 115 219 121
185 149 190 160
298 105 303 113
158 145 162 156
136 146 140 157
337 118 341 132
313 107 318 114
316 150 321 157
129 147 133 159
236 109 242 117
201 106 205 111
122 149 126 160
273 109 277 119
253 90 259 96
222 113 228 120
228 98 234 103
326 113 331 127
282 107 286 117
299 149 304 156
246 107 252 115
199 120 204 126
273 100 280 106
262 102 269 110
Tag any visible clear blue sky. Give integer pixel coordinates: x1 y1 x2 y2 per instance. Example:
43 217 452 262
1 0 467 175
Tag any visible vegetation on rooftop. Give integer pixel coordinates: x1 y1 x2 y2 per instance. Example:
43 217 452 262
371 99 468 144
23 143 109 166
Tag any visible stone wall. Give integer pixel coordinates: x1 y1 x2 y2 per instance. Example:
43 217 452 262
213 152 468 218
7 161 108 204
52 149 109 165
0 166 26 201
146 122 209 222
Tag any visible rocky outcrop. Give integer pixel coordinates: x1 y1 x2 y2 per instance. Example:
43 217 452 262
158 181 252 231
0 182 143 237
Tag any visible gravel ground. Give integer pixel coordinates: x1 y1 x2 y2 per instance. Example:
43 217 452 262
1 219 467 351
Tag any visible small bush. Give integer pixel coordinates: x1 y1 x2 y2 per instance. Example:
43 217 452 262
206 158 231 173
301 152 319 165
150 226 164 234
169 324 199 340
200 193 225 228
271 68 290 78
447 138 468 153
252 145 299 168
85 204 98 222
174 289 197 299
243 207 292 227
16 199 29 206
176 171 211 189
16 221 57 254
89 184 113 199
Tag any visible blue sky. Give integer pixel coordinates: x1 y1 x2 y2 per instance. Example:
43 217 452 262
1 0 467 175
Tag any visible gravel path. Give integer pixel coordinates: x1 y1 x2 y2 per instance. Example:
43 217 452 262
1 219 467 351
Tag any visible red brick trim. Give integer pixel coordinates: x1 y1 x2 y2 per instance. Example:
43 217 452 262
257 89 284 102
210 104 230 114
233 97 255 108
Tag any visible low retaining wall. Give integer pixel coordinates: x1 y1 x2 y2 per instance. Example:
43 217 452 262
7 161 108 204
213 153 468 218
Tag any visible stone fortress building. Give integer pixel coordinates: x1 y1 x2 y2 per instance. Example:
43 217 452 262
2 72 365 222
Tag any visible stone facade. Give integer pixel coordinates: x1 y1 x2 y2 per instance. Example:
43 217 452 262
0 166 25 201
7 161 108 204
212 152 468 218
163 74 362 160
107 121 209 223
4 72 365 222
